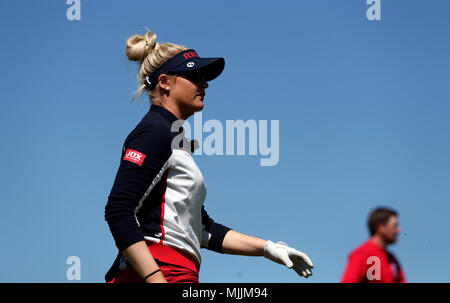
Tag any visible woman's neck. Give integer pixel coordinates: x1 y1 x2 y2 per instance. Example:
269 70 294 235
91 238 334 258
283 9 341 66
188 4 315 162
154 100 193 121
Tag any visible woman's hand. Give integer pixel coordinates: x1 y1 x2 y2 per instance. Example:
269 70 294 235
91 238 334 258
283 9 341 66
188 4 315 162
122 241 169 283
263 240 314 278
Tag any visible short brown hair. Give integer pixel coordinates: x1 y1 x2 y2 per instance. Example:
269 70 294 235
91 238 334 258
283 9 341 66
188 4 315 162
368 207 398 236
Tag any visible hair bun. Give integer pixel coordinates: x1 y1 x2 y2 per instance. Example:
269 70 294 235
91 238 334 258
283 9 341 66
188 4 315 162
125 30 157 62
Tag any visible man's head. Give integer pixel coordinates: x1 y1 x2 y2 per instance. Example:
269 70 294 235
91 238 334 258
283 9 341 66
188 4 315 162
368 207 400 245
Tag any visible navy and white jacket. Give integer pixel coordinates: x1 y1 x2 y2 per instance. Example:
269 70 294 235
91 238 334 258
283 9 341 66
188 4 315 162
105 104 232 270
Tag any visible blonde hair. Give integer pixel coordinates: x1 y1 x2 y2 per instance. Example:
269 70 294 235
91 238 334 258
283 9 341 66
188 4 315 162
125 29 188 103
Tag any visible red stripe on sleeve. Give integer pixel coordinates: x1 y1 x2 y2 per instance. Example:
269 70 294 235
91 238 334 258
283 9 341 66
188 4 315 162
159 172 169 244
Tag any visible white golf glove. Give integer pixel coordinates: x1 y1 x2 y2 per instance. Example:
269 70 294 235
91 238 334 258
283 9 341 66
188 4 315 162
264 240 314 278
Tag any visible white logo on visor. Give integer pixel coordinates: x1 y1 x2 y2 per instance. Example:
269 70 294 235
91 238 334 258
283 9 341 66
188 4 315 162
187 62 195 68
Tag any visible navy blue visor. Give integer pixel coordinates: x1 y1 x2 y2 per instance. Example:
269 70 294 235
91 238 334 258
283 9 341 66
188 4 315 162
144 49 225 90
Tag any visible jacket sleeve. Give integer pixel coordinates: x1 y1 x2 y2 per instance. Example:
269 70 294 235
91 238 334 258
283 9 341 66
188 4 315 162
104 124 172 251
200 206 233 253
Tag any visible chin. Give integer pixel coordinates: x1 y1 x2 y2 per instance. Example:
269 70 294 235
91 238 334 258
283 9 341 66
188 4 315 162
194 102 204 111
387 237 398 245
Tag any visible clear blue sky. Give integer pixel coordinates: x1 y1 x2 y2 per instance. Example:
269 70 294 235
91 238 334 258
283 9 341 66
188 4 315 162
1 0 449 283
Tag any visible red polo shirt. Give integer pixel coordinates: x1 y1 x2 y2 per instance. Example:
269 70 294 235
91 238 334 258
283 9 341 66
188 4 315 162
341 239 406 283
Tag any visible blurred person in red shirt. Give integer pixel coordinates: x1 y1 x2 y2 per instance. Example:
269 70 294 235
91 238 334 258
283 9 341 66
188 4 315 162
341 207 406 283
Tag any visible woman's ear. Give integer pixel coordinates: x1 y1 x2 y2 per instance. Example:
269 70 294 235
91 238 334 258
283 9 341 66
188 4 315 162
158 74 171 91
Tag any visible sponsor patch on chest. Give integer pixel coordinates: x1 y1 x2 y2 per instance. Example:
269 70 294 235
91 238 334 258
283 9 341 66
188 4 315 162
123 149 146 166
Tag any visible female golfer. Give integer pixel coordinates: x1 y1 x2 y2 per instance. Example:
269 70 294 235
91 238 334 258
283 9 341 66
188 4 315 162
104 30 314 283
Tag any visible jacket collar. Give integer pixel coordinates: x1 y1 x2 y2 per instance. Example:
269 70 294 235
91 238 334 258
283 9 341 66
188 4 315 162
149 104 179 124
